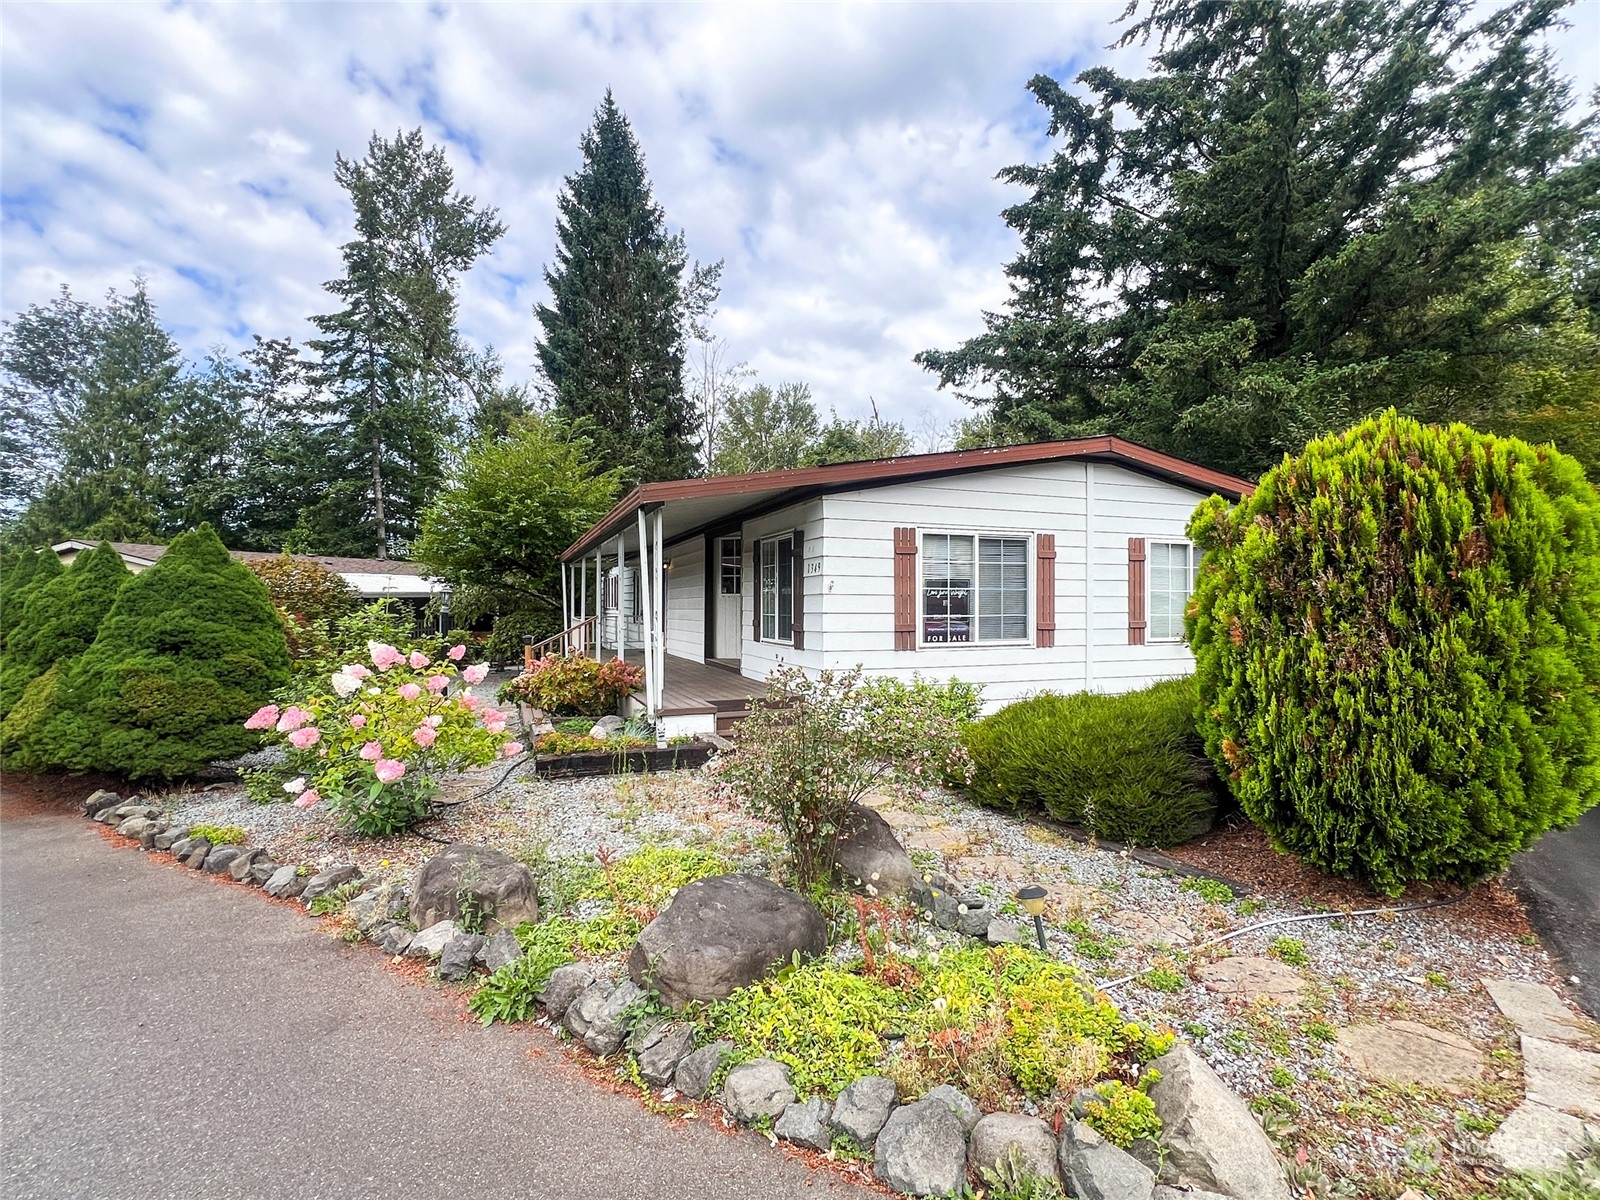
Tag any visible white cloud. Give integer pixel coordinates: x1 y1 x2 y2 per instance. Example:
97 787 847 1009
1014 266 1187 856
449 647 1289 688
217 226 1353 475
2 0 1594 437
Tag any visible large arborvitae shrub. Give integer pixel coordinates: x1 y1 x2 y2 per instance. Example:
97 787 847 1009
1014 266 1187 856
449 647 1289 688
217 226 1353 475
1188 410 1600 893
0 549 62 650
962 679 1217 847
21 525 291 780
0 542 130 717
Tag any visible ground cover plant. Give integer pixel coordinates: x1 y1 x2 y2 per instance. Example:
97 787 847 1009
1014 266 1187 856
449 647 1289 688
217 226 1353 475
2 526 291 779
1188 410 1600 893
498 653 644 717
246 640 517 835
962 678 1216 846
709 665 973 891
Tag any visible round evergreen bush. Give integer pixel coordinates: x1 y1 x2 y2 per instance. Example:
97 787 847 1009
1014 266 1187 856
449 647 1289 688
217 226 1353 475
0 542 130 718
1188 410 1600 893
25 525 292 780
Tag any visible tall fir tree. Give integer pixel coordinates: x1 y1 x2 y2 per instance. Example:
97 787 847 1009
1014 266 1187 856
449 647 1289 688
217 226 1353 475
536 91 719 484
309 129 505 559
918 0 1600 479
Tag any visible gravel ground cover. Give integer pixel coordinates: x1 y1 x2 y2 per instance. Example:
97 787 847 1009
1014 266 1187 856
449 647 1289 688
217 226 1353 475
157 750 1580 1199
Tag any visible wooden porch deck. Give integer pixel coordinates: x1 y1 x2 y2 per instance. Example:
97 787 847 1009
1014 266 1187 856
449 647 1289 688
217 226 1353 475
622 652 767 719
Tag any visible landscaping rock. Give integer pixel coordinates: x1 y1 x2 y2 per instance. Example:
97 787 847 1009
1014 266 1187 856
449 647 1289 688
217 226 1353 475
410 844 539 934
563 980 615 1041
986 918 1028 946
263 866 307 899
153 826 189 851
248 860 280 886
969 1113 1060 1186
776 1096 834 1151
832 803 917 898
1520 1033 1600 1121
82 789 120 816
674 1040 735 1100
955 896 993 939
583 980 644 1057
1147 1044 1290 1200
113 803 162 821
538 964 597 1021
1486 1099 1600 1173
721 1058 795 1124
203 845 245 874
94 805 123 824
1195 956 1304 1005
480 929 523 974
302 864 362 903
116 815 156 840
921 1084 980 1132
1482 978 1599 1049
633 1022 696 1086
405 920 459 960
1108 910 1196 947
347 882 411 933
183 840 212 869
376 923 413 956
873 1097 968 1197
1152 1188 1232 1200
831 1075 898 1147
438 933 487 982
1335 1020 1486 1091
1058 1120 1154 1200
589 715 625 738
227 849 263 881
627 874 827 1009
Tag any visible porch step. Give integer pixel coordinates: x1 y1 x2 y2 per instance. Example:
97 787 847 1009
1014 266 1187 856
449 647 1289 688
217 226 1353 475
716 708 753 736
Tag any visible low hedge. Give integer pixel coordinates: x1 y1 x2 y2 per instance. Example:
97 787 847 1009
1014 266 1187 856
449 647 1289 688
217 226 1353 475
962 678 1217 847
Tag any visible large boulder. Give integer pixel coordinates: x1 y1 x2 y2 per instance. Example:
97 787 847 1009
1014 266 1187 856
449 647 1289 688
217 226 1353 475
1147 1044 1290 1199
410 844 539 934
832 803 917 899
969 1113 1060 1187
626 874 826 1009
873 1097 969 1197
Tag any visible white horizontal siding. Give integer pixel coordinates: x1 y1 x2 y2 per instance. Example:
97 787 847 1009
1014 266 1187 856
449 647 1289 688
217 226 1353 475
738 501 823 683
665 541 705 663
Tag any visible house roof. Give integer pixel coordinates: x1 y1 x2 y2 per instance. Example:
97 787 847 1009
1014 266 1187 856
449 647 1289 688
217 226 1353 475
52 540 432 578
561 436 1254 562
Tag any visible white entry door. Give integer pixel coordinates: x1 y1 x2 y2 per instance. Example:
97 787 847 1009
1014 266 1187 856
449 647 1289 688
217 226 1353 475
714 536 742 661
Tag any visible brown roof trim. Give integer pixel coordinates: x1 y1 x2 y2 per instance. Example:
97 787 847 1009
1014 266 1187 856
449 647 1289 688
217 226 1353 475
562 437 1254 562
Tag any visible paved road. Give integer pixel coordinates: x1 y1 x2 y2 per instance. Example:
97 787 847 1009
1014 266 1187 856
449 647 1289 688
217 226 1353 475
1511 803 1600 1017
0 794 870 1200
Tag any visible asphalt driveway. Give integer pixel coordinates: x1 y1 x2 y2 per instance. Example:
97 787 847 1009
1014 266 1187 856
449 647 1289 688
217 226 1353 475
0 791 870 1200
1511 803 1600 1016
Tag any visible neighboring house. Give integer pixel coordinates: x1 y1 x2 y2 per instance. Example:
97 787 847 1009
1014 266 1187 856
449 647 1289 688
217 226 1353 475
556 437 1252 736
50 541 446 604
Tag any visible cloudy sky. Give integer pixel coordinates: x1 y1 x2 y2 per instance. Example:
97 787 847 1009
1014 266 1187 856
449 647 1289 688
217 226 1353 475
3 2 1597 438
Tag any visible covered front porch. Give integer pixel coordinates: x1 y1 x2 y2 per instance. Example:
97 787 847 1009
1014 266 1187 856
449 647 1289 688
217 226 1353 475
620 651 766 738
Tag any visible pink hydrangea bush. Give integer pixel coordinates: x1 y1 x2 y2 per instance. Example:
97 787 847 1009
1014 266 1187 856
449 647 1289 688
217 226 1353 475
244 642 521 836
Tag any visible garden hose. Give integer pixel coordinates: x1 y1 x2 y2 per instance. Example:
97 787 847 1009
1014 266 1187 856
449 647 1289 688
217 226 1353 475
1094 890 1470 993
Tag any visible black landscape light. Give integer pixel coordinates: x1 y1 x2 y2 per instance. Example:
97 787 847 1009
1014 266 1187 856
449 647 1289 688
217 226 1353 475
1016 884 1048 952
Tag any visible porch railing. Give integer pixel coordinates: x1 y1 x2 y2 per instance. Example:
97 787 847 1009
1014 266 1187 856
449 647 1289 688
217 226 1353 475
522 615 597 673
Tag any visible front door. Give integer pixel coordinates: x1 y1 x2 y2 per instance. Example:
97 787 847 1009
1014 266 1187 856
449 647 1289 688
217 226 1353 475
714 536 742 661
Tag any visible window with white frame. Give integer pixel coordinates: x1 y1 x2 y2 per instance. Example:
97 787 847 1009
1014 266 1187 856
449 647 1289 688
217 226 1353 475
719 537 742 595
922 533 1028 644
759 534 795 642
1149 541 1197 640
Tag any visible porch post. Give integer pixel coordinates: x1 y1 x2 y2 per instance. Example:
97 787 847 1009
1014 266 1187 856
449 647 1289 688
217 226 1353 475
653 508 665 716
594 552 602 656
636 508 656 720
560 562 570 650
579 556 588 656
612 535 625 658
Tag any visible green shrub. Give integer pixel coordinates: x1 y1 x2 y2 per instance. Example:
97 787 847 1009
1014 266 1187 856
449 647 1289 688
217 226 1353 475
0 665 66 771
857 673 984 725
1082 1080 1162 1148
1188 410 1600 893
245 555 359 666
0 542 130 718
497 653 643 717
188 823 247 845
962 679 1217 847
0 549 62 650
14 525 292 780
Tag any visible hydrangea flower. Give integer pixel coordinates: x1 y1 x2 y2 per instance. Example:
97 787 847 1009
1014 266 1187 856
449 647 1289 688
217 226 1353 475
447 644 467 661
374 758 406 783
245 704 280 731
359 740 384 761
462 663 489 685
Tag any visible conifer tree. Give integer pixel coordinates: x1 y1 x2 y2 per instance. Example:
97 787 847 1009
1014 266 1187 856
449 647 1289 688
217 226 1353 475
0 542 129 718
13 525 290 779
0 550 61 650
536 91 719 484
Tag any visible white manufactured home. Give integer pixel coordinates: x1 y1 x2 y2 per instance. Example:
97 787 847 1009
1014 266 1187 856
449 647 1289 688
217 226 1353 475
554 438 1252 736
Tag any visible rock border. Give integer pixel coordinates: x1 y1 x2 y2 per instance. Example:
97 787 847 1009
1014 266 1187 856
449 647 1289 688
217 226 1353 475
79 786 1295 1200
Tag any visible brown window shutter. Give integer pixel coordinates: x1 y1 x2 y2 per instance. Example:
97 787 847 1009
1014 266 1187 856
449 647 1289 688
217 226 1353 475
752 540 762 641
1036 533 1056 648
1128 537 1147 645
893 527 918 651
791 530 805 650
